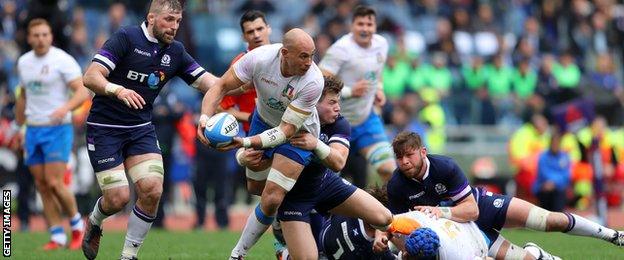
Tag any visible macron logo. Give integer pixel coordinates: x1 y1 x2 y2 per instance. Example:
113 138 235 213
134 48 151 57
409 191 425 200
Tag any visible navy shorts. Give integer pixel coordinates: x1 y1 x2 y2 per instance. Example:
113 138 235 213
277 171 357 223
248 110 313 166
474 187 512 245
86 123 161 172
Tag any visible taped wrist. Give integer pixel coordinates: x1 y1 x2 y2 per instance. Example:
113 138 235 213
258 127 286 148
314 140 331 160
105 82 124 96
235 148 245 166
439 207 452 219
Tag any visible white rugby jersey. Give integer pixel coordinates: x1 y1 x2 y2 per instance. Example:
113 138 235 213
396 211 489 260
320 33 388 125
17 47 82 125
233 43 323 137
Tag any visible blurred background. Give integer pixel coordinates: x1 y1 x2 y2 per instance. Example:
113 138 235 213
0 0 623 231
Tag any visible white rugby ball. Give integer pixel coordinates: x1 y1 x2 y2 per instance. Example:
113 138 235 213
203 112 239 148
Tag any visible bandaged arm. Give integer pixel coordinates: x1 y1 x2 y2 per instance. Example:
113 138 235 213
241 104 310 149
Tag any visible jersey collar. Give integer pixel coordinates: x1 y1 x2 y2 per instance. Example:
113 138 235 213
141 21 159 43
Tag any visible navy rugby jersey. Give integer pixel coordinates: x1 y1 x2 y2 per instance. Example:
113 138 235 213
320 215 395 260
290 115 351 193
88 22 206 126
387 154 474 214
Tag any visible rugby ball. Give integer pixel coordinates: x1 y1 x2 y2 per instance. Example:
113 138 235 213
203 112 239 148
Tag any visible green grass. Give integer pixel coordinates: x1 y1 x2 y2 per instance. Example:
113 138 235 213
8 229 623 259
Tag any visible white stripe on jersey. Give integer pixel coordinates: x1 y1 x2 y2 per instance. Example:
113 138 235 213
94 54 116 71
329 136 350 146
190 67 204 77
451 185 473 202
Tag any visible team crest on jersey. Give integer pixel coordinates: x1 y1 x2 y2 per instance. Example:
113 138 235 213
435 183 447 194
493 198 505 208
147 71 166 89
161 54 171 66
266 97 287 111
281 84 295 100
377 52 383 63
40 65 49 75
319 133 329 143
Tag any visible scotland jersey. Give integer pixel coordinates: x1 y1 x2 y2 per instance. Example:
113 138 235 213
233 43 323 137
320 215 395 260
387 154 474 214
320 33 388 125
88 22 207 126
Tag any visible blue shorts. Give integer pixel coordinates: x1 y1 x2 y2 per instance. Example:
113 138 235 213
248 110 313 166
474 187 512 245
350 111 389 152
86 123 161 172
24 124 73 166
277 171 357 222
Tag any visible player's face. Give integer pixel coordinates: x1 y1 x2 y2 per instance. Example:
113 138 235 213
283 44 315 76
317 92 340 124
351 15 376 47
242 18 271 50
151 8 182 44
396 147 427 179
27 24 53 55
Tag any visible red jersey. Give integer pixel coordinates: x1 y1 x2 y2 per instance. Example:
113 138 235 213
219 51 257 132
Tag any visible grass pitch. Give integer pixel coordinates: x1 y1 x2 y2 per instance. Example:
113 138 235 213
9 229 623 259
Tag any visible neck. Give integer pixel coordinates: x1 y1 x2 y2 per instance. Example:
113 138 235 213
280 56 293 77
34 48 50 56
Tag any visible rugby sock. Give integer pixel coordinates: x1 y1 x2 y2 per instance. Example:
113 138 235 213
50 225 67 245
122 205 155 258
70 212 84 231
563 213 617 241
231 203 274 258
89 197 111 226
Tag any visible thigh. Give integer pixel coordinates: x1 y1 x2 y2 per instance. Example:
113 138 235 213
282 221 318 260
317 173 358 215
351 112 389 152
502 197 534 228
24 127 44 166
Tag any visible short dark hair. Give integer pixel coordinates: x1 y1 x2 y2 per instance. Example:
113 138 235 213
321 75 344 100
366 184 388 207
239 10 267 33
27 18 51 34
392 132 424 158
149 0 183 14
352 5 376 21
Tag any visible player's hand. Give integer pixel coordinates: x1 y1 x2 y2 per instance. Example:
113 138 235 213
116 88 146 109
216 136 243 152
49 106 69 124
414 206 442 219
290 132 317 150
197 114 211 146
239 148 264 167
351 79 370 97
374 89 386 106
372 230 389 253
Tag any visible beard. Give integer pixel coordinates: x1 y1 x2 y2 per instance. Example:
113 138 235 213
153 26 174 44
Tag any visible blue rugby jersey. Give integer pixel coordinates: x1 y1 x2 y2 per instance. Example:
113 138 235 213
88 22 206 126
320 215 396 260
387 154 475 214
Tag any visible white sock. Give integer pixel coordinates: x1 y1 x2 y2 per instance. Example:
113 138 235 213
50 225 67 245
231 204 274 257
122 205 155 258
564 213 617 241
70 212 84 231
89 197 111 226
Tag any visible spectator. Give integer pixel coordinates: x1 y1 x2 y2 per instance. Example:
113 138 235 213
552 51 581 103
534 131 571 212
382 55 409 102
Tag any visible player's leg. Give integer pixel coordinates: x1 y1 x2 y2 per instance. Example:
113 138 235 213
231 153 305 258
328 188 392 230
122 152 164 259
353 113 396 182
488 235 536 260
30 163 66 249
281 221 318 260
503 197 623 246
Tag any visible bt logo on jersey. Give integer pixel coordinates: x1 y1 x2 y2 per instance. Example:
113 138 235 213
127 70 149 82
127 70 165 89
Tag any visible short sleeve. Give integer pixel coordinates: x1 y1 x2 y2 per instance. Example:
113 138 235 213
93 29 129 73
446 159 472 203
177 48 206 87
232 50 255 83
60 53 82 83
319 44 347 75
288 78 323 114
328 117 351 148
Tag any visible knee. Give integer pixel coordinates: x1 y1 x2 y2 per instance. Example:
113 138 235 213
105 191 130 211
247 181 264 196
138 182 163 205
545 212 569 232
261 189 285 213
34 179 53 194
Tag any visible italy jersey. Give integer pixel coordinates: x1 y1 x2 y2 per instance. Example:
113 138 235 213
394 211 489 260
17 47 82 125
233 43 323 137
320 33 388 125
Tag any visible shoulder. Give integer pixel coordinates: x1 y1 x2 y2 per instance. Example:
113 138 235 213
17 51 34 66
372 34 388 47
302 63 323 84
326 115 351 134
428 154 458 168
51 47 77 61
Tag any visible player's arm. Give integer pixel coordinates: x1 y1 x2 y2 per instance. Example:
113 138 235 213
290 132 348 172
49 77 91 124
238 107 304 149
83 63 145 109
193 71 219 94
443 194 479 223
14 85 25 126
